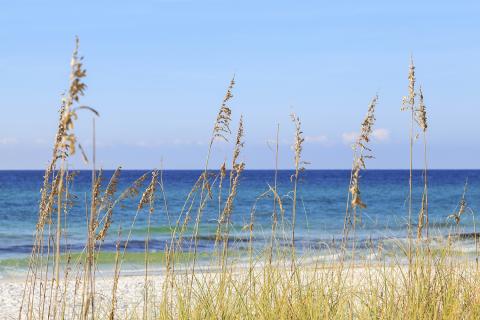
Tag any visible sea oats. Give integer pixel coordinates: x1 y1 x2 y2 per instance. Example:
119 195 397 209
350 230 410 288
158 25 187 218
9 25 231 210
401 57 417 260
289 112 306 271
96 167 122 241
220 116 245 230
350 157 367 209
401 57 416 112
90 169 103 232
217 116 245 266
416 86 428 132
350 95 378 209
415 86 429 239
59 38 87 157
100 167 122 211
290 113 305 179
342 95 378 258
212 76 235 143
231 115 244 168
220 162 227 180
138 170 159 211
215 162 228 244
448 179 468 226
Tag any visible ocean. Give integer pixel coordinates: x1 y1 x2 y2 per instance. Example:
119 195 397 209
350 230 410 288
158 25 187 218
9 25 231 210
0 170 478 268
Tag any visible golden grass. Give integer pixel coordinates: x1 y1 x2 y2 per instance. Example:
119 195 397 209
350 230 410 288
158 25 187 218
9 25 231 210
14 39 480 320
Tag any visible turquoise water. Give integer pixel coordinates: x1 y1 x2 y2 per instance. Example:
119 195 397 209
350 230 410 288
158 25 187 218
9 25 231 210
0 170 478 263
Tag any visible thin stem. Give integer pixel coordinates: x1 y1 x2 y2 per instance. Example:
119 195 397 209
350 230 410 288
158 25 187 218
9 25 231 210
424 132 429 240
269 124 280 265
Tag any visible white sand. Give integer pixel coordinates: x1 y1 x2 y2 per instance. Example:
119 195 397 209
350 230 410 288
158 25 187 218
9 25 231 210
1 272 167 319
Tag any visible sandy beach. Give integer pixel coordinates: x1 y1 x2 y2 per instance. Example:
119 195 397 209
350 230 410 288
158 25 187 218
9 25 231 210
0 263 365 319
1 272 168 319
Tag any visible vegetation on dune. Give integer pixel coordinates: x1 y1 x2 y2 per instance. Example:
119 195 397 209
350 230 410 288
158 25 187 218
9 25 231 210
14 38 480 319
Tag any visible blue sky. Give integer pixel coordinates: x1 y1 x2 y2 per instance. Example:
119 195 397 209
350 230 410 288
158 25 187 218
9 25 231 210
0 1 479 169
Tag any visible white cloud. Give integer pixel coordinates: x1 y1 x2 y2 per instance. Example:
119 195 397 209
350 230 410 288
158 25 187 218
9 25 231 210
305 135 331 146
342 132 358 145
134 140 150 147
125 139 208 148
342 128 390 145
267 135 332 147
372 128 390 142
0 137 17 145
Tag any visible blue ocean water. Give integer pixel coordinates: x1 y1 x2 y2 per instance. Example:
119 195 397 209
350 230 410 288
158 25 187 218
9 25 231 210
0 170 478 262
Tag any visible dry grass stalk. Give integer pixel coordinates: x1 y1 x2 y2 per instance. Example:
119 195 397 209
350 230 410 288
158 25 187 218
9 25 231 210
19 37 90 320
290 113 305 270
416 87 429 239
109 227 122 320
448 179 468 228
416 87 428 132
138 170 159 211
400 59 429 241
212 77 235 144
269 123 280 265
350 95 377 211
188 77 236 298
37 102 67 231
214 162 227 249
401 58 415 210
342 96 377 262
55 37 88 320
219 116 245 268
401 57 416 268
83 169 103 319
142 170 159 320
59 37 87 157
96 167 122 241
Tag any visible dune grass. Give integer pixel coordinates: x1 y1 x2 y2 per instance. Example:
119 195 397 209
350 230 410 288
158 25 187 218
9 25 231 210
14 38 480 319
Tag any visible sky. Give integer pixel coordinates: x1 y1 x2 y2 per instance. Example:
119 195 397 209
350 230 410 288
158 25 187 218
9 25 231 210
0 1 479 170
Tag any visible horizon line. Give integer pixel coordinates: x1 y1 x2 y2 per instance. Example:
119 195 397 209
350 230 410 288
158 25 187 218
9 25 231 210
1 168 479 171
